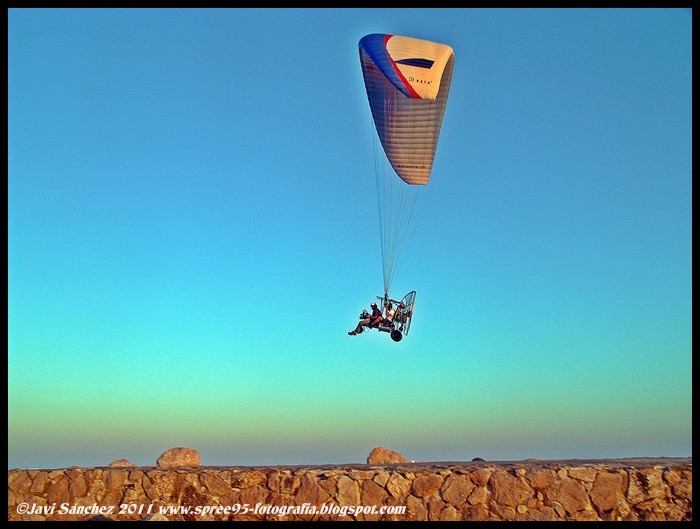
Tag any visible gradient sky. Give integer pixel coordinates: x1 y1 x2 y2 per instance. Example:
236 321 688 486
8 8 692 470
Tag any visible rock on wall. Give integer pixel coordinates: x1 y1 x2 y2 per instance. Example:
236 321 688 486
8 459 691 521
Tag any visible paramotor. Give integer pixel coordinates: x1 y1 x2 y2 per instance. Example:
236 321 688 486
355 33 454 340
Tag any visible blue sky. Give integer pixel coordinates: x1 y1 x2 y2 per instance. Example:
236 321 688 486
8 8 692 469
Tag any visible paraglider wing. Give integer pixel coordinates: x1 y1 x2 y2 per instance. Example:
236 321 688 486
358 34 454 185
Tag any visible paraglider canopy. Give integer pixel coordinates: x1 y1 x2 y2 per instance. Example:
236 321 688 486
359 33 454 186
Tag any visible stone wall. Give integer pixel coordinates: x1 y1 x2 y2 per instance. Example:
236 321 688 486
8 458 692 521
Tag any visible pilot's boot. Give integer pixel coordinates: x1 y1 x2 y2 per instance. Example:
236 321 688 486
348 331 357 335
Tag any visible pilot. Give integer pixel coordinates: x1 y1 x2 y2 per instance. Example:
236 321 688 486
348 301 383 335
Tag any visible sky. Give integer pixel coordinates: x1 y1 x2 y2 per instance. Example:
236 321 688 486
8 8 692 470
